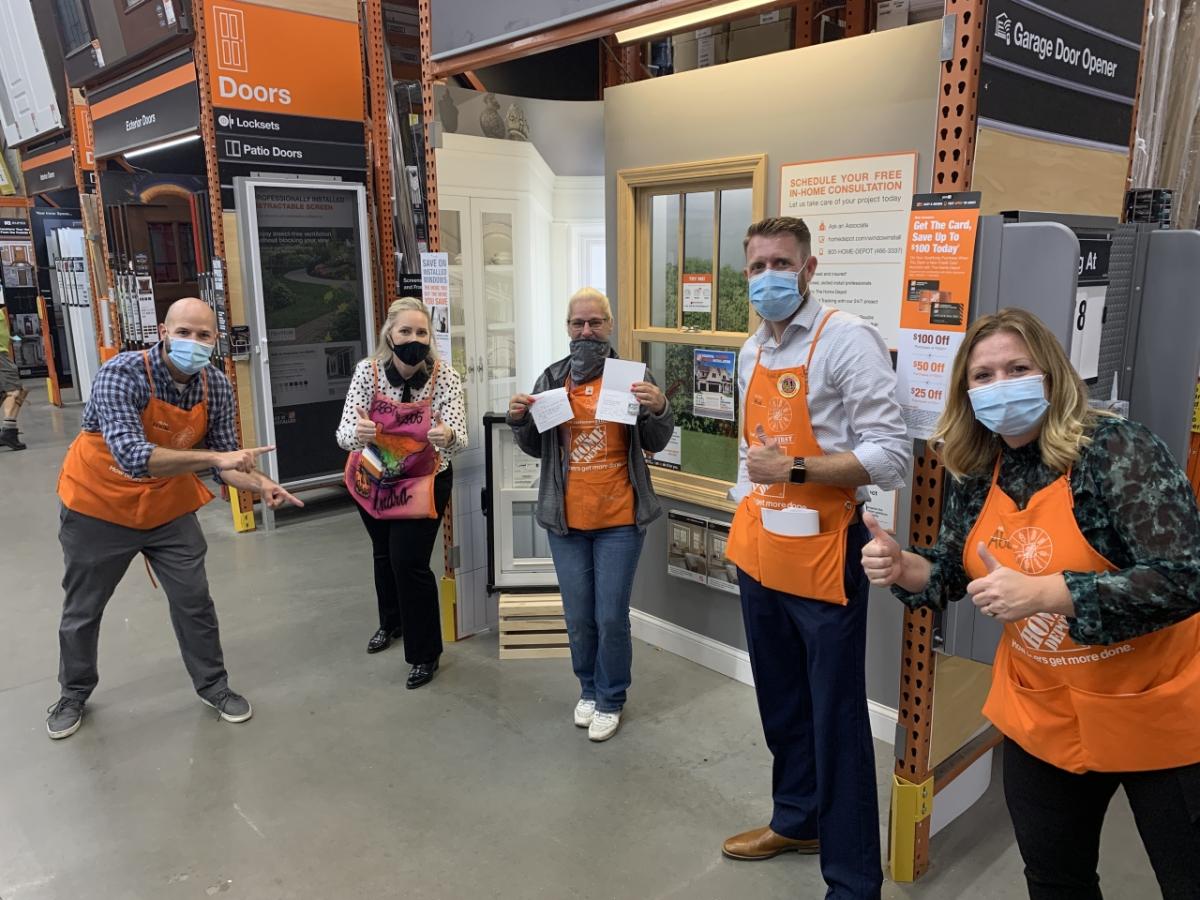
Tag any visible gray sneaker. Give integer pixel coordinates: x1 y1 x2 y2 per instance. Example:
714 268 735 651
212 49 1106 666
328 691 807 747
46 697 85 740
200 688 252 723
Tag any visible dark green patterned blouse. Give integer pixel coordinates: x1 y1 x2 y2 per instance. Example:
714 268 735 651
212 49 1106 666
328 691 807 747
894 416 1200 645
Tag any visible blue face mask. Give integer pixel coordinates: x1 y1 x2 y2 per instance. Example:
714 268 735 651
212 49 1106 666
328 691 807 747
968 374 1050 436
166 337 215 376
748 269 805 322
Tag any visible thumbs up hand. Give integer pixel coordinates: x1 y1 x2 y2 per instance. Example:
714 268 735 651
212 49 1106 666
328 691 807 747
427 409 454 450
747 425 792 484
967 542 1040 622
861 511 904 586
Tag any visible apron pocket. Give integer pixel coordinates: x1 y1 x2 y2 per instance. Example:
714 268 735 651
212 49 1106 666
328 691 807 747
1072 656 1200 773
983 660 1085 772
757 526 848 604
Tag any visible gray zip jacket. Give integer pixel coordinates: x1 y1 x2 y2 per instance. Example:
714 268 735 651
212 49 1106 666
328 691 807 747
506 352 675 537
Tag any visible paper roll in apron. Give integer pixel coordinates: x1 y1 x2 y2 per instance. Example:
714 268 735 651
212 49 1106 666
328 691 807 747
761 505 820 537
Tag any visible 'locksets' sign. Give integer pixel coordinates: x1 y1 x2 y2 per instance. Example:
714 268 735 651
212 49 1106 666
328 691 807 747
205 2 368 208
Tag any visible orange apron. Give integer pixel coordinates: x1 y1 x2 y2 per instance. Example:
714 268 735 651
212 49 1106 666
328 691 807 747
58 352 214 530
726 310 858 604
560 377 636 531
965 459 1200 773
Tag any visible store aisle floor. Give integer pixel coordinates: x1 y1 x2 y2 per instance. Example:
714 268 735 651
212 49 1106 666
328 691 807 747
1 389 1160 900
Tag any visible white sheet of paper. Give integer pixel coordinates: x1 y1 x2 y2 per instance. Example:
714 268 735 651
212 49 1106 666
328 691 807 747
529 387 574 433
597 358 646 424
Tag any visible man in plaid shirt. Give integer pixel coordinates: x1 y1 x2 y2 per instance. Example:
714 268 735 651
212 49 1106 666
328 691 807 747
46 298 302 740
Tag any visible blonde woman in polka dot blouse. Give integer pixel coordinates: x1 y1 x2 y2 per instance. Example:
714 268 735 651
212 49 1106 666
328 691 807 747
336 297 466 688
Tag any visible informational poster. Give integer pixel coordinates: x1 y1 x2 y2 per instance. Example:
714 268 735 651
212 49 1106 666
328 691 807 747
512 455 541 489
667 510 709 584
1070 237 1111 381
254 185 368 483
420 252 452 363
865 485 897 533
651 425 683 470
705 519 739 595
0 218 36 290
896 193 981 439
780 152 917 347
693 349 736 421
682 273 712 313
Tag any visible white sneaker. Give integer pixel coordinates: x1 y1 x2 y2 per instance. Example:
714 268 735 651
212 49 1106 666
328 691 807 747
573 699 596 727
588 710 621 742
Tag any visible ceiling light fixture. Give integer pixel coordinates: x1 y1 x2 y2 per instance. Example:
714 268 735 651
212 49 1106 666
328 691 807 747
123 133 202 159
615 0 779 44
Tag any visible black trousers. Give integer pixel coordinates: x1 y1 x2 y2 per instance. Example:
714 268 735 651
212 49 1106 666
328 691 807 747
1003 738 1200 900
355 467 452 665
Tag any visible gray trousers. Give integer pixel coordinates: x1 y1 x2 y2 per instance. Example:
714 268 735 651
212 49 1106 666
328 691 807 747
57 506 229 702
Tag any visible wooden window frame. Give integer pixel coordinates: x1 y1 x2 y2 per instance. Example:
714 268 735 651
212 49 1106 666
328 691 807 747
616 154 767 512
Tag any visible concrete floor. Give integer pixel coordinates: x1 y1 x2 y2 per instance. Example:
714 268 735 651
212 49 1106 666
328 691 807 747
0 388 1162 899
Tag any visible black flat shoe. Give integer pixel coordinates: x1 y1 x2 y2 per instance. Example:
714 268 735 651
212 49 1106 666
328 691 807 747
406 660 439 689
367 627 402 654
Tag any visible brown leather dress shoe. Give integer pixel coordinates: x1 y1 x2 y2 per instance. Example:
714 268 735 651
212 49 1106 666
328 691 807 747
722 825 820 860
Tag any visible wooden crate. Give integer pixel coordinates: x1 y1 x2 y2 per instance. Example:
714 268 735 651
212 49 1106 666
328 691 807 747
498 593 571 660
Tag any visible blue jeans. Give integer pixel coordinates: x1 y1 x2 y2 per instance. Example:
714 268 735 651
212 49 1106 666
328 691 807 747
547 525 644 713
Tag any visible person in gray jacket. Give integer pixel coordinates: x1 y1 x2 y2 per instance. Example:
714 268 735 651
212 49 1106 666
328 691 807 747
507 288 674 742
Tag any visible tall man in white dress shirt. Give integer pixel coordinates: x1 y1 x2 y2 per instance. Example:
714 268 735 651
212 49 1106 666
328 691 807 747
721 218 910 900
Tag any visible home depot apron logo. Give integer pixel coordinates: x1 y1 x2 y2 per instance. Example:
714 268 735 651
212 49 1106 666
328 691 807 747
570 425 608 467
767 397 792 433
987 524 1054 574
170 426 198 449
1018 611 1081 653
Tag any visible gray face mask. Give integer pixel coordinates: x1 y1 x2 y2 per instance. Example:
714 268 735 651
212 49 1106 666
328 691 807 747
569 338 610 383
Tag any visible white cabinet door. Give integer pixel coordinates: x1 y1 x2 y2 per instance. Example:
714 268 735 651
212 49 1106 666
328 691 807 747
441 195 520 474
472 196 519 431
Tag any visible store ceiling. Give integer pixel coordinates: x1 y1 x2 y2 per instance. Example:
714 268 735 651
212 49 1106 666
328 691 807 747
472 41 601 101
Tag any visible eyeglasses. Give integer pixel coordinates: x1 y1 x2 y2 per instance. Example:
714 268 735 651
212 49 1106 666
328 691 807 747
568 317 610 331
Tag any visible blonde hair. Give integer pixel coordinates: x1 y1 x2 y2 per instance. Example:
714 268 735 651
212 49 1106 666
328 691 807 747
372 296 439 365
934 308 1107 478
566 287 612 322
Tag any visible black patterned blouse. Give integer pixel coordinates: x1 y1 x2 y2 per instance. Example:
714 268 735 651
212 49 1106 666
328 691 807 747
893 416 1200 645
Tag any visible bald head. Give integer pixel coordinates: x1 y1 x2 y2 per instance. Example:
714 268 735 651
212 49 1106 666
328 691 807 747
159 297 217 348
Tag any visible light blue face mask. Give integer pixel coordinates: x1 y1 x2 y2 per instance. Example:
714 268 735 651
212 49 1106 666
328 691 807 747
967 373 1050 436
166 337 215 376
748 269 805 322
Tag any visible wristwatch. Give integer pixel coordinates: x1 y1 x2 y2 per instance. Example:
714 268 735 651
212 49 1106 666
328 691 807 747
789 456 807 484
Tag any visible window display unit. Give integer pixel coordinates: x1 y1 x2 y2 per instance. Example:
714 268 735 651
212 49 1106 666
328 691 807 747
617 154 767 509
482 413 556 591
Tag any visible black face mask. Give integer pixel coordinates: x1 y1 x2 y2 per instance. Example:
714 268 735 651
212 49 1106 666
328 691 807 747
569 337 610 383
390 339 429 367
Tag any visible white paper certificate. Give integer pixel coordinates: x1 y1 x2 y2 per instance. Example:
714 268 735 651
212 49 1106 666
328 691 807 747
529 387 574 433
597 358 646 424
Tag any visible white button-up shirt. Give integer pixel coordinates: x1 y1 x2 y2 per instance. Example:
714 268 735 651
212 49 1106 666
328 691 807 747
735 297 911 503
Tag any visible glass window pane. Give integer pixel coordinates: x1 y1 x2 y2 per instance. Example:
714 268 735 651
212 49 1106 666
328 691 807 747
718 187 752 333
148 222 178 283
650 194 679 328
642 340 739 482
54 0 92 54
179 223 197 281
682 192 715 330
481 211 515 415
444 209 467 381
512 500 551 559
